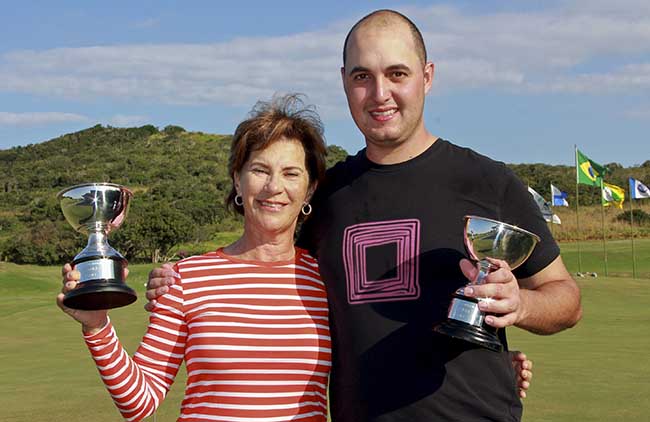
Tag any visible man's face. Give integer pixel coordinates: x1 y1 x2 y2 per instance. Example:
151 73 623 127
341 23 433 150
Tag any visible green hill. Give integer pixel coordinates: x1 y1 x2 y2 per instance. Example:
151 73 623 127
0 124 347 264
0 124 648 264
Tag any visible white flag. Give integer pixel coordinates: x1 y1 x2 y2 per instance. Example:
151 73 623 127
528 187 561 224
551 184 569 206
629 178 650 199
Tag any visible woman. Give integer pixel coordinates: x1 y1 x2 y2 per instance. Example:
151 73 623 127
59 94 331 421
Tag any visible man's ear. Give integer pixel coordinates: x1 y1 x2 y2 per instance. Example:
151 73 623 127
424 61 435 94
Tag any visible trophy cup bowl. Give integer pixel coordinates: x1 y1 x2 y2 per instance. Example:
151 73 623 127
58 183 136 310
434 216 540 352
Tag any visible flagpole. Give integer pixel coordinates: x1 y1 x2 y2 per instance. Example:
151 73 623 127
575 145 582 274
629 180 637 279
600 179 609 277
549 182 555 238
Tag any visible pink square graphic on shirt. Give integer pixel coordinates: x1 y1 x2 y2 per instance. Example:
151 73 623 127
342 219 420 304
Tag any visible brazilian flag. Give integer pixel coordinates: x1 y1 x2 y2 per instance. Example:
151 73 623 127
576 149 606 186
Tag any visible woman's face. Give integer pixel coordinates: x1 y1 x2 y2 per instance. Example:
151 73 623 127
235 137 314 238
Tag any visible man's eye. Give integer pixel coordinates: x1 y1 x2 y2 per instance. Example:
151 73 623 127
353 73 369 81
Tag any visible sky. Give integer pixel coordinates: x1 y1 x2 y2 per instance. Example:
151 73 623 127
1 0 649 166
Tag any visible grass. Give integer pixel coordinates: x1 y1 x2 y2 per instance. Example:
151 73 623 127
560 238 650 278
509 276 649 421
1 238 648 421
0 262 187 422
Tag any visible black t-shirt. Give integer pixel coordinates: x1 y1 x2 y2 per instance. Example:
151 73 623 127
298 139 560 421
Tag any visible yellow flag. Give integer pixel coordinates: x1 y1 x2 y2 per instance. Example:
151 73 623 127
602 182 625 209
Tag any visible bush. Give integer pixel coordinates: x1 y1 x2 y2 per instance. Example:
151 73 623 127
163 125 186 135
0 220 83 264
616 209 650 225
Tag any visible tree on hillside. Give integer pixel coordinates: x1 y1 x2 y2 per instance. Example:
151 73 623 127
163 125 186 135
112 201 197 263
326 145 349 168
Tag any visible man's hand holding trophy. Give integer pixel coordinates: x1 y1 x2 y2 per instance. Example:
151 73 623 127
435 215 540 352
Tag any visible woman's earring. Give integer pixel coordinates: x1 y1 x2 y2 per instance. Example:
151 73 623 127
235 194 243 206
301 203 312 216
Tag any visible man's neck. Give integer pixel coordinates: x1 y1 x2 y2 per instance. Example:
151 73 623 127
365 132 439 165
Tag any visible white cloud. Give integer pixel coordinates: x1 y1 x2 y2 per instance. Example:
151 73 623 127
0 112 88 126
109 114 149 127
530 63 650 94
0 34 342 109
0 0 649 115
413 4 650 93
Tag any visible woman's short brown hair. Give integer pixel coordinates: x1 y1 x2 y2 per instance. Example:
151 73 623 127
226 93 327 215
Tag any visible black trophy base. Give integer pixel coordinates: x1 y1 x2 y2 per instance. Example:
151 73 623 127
434 318 503 352
63 279 137 310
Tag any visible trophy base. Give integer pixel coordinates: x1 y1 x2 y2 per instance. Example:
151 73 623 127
65 255 136 310
434 318 503 352
63 280 137 310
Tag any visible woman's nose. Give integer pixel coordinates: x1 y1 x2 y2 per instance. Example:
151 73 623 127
263 173 282 193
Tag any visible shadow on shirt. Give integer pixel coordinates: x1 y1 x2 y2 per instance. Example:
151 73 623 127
352 247 519 420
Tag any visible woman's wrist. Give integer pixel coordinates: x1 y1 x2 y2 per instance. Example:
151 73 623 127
82 317 109 336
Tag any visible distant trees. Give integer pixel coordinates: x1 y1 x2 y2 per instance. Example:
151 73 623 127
112 201 197 263
326 145 349 168
509 162 650 207
1 220 82 265
163 125 186 136
0 125 233 264
2 124 648 265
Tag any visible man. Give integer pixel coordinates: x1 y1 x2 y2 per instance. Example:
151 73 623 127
147 10 580 421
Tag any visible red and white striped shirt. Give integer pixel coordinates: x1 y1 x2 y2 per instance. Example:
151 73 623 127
84 248 331 422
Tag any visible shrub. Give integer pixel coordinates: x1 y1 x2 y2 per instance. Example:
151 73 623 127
616 209 650 225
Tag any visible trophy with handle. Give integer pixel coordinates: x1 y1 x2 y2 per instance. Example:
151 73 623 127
434 215 540 352
58 183 136 310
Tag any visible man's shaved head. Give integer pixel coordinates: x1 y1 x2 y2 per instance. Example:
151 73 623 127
342 9 427 66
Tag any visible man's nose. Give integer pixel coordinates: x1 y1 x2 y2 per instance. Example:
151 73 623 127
373 76 390 102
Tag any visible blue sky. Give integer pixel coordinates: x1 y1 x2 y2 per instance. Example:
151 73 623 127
1 0 649 166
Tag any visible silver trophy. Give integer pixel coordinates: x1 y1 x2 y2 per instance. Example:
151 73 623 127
434 216 540 352
58 183 136 310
